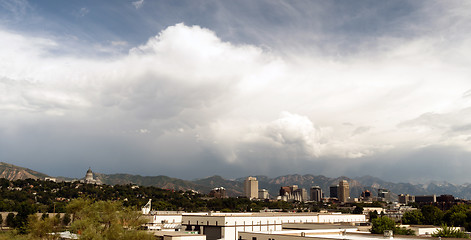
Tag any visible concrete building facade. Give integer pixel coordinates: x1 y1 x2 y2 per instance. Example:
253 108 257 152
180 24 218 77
258 189 269 199
154 231 206 240
398 194 415 204
182 212 366 240
293 188 308 202
378 188 390 202
310 186 322 202
278 185 308 202
338 180 350 203
244 177 258 199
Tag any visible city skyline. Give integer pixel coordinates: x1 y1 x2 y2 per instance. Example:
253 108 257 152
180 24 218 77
1 1 471 183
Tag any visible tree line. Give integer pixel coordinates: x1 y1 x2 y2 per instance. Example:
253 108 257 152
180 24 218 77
369 204 471 238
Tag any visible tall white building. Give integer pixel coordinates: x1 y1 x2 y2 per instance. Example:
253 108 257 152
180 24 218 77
244 177 258 199
339 180 350 203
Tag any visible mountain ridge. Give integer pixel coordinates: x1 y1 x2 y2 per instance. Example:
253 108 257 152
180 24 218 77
1 162 471 199
0 162 49 180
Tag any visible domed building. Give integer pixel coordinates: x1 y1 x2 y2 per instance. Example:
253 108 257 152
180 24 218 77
81 167 102 185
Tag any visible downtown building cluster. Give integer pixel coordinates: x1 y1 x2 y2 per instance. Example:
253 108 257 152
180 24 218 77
141 177 470 240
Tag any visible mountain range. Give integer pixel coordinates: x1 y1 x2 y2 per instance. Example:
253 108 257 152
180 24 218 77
2 161 471 199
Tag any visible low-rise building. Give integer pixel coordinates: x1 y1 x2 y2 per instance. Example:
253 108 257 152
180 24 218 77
258 189 269 200
362 207 384 215
143 211 183 231
398 194 415 204
182 212 366 240
239 224 464 240
414 195 436 203
403 225 464 236
154 231 206 240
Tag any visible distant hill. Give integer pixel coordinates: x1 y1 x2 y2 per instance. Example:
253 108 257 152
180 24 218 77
0 162 49 180
94 173 212 193
193 175 244 196
2 161 471 199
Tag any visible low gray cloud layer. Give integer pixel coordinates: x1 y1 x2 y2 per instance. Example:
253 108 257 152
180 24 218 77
1 1 471 183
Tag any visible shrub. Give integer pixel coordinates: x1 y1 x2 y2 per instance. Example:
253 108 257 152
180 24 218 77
432 225 469 239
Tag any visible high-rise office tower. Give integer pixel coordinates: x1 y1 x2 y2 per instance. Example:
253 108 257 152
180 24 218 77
244 177 258 199
338 180 350 203
279 186 292 197
310 186 322 202
378 189 390 202
330 185 339 198
293 188 308 202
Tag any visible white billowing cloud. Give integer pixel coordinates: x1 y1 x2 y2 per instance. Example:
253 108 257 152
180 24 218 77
208 111 393 166
0 30 58 80
207 112 322 164
1 20 471 180
264 112 321 156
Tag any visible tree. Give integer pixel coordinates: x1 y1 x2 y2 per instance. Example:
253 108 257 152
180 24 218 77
14 202 38 232
353 206 364 214
449 212 467 227
371 216 415 235
421 205 443 225
369 210 379 222
444 205 469 227
402 210 424 224
465 211 471 231
69 199 154 240
27 214 62 240
66 198 92 222
62 213 71 226
54 214 61 226
394 227 415 235
371 216 396 234
6 213 15 228
41 213 49 220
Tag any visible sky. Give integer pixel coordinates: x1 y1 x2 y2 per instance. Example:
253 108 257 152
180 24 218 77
1 0 471 183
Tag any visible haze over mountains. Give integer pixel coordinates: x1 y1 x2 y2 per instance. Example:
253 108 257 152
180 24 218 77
2 161 471 199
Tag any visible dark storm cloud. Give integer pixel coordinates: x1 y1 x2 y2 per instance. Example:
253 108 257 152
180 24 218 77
1 1 471 183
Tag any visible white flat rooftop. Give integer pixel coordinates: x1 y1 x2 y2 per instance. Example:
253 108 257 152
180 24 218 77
319 233 421 240
242 230 427 240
